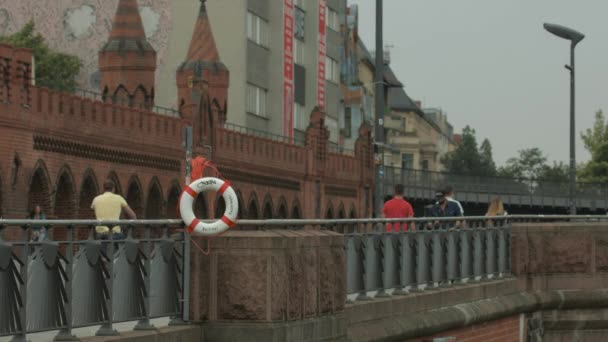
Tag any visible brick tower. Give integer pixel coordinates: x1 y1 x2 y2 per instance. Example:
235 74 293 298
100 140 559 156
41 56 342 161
99 0 156 110
177 0 229 147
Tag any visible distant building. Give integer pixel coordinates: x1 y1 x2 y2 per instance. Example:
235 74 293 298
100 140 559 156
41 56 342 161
384 86 455 172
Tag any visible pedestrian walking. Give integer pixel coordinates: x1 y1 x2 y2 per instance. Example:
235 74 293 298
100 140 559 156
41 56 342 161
428 190 463 229
382 184 415 232
443 185 464 216
28 204 47 242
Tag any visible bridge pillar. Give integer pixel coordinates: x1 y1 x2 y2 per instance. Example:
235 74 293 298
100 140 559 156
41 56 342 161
188 230 347 342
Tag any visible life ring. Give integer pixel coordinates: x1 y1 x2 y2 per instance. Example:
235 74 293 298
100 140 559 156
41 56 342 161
179 177 238 236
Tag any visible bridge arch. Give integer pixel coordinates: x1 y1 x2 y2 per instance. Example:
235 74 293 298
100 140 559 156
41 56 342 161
166 180 181 219
262 194 273 219
325 202 334 219
54 165 77 219
276 197 288 219
337 202 346 219
78 169 99 219
291 199 302 219
28 160 52 215
235 189 245 219
194 193 208 220
247 192 260 219
106 171 122 196
349 204 357 219
214 195 226 219
145 177 164 219
126 175 144 218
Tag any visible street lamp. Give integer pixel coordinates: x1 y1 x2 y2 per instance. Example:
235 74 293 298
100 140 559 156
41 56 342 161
543 23 585 215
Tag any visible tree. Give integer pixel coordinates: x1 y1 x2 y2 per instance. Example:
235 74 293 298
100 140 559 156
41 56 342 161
0 21 81 92
579 110 608 183
441 126 497 176
538 161 569 183
479 138 497 176
498 148 547 180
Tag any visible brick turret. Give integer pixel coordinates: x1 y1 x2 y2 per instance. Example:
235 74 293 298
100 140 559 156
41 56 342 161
99 0 156 110
177 0 229 147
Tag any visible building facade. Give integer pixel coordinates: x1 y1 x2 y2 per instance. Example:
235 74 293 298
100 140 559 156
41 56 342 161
0 0 349 146
0 0 374 226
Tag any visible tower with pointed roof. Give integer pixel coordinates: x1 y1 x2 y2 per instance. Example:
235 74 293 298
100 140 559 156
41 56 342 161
99 0 156 110
177 0 229 146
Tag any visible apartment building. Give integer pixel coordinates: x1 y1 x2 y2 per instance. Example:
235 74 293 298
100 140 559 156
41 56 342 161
384 86 454 172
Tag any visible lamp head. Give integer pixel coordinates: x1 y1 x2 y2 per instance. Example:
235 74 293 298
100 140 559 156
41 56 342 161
544 23 585 46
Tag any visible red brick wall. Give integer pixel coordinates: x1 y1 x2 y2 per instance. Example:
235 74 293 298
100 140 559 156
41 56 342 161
408 315 523 342
0 44 374 228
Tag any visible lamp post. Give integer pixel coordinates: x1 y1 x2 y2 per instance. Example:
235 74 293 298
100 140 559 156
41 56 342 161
543 23 585 215
374 0 385 217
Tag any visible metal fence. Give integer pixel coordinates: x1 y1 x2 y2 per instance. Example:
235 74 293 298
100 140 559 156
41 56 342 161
381 167 608 209
222 122 306 146
0 219 187 341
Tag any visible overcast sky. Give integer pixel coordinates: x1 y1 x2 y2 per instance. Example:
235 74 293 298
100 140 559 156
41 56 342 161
350 0 608 166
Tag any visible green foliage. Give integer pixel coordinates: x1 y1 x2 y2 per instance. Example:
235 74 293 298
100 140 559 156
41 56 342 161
579 110 608 183
0 21 81 92
441 126 497 176
498 148 547 179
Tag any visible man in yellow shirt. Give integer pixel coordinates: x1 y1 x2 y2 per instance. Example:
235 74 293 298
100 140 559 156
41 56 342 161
91 180 137 239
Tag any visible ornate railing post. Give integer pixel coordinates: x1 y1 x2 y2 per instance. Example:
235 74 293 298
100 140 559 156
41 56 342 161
54 224 78 341
135 224 155 331
96 230 118 336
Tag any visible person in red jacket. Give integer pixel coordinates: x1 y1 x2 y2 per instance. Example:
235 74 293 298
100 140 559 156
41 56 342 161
382 184 415 232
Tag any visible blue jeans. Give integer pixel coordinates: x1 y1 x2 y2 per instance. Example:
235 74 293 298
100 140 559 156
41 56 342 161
31 227 46 242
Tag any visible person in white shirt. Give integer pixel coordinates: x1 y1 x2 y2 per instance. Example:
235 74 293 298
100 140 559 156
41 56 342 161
443 185 464 216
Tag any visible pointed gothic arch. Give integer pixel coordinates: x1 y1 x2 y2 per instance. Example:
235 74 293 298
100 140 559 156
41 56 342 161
325 202 334 219
349 204 357 219
214 195 226 219
112 84 130 107
276 197 288 219
106 171 122 196
194 193 208 220
126 175 144 218
291 199 302 219
166 180 181 219
337 202 346 219
28 160 52 215
247 192 260 219
145 177 164 219
235 189 245 219
0 170 4 218
262 194 274 219
132 84 149 109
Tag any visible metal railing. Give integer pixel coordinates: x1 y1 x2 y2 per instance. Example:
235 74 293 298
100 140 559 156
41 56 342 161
381 167 608 208
0 219 187 341
221 122 306 146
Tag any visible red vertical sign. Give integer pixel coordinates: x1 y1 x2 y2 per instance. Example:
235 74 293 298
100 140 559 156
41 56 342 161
317 0 326 109
283 0 295 140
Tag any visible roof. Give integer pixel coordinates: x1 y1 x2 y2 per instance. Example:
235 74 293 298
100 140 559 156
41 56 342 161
383 66 403 88
102 0 153 53
186 0 220 63
388 87 418 112
357 40 402 88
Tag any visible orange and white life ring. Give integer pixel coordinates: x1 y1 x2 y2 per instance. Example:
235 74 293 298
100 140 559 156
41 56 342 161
179 177 238 236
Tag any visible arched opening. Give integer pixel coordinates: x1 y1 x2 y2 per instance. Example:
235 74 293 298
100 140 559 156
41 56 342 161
338 203 346 219
166 183 181 219
28 165 51 217
132 85 148 109
106 171 122 196
235 190 245 219
145 180 163 219
349 207 357 219
247 194 259 219
325 204 334 219
262 196 273 219
112 85 130 107
291 205 301 219
214 196 226 219
0 173 3 218
126 177 144 218
54 169 77 241
194 193 208 220
277 200 288 219
78 171 98 219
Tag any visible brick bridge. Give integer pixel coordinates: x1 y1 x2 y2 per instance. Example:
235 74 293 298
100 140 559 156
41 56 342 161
0 0 374 231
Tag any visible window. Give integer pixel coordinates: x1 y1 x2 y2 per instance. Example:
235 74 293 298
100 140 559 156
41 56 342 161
422 160 429 170
401 118 406 131
343 107 352 138
247 12 269 47
401 153 413 170
246 83 267 117
325 56 339 83
294 103 306 130
294 6 305 40
326 7 340 31
294 38 304 65
294 0 304 9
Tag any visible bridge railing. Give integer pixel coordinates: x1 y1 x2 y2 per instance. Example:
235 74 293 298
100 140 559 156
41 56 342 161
381 167 608 207
334 215 608 301
0 219 187 341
